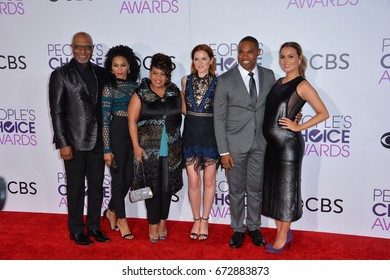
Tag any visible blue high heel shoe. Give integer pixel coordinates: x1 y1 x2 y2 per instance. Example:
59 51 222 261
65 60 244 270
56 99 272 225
265 240 291 254
265 229 293 251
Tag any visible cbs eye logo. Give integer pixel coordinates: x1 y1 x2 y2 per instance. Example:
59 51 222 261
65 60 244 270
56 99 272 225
380 132 390 149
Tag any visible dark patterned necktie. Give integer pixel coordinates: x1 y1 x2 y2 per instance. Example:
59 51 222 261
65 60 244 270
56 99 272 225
248 72 257 105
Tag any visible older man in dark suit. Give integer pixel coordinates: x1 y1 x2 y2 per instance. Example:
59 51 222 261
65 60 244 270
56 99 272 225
49 32 109 245
214 36 276 248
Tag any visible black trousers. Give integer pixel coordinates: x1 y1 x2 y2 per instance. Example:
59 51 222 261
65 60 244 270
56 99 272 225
108 116 134 218
145 157 172 225
64 145 105 234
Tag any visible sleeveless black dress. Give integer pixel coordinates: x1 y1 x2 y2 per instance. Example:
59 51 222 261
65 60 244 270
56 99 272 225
262 76 306 222
134 78 183 195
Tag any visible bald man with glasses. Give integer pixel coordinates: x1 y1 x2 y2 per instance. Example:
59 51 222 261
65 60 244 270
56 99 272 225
49 32 109 246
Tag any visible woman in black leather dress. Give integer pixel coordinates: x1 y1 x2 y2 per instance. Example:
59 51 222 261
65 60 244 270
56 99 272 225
262 42 329 253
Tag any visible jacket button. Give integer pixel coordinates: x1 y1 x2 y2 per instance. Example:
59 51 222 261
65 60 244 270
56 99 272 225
161 98 165 102
163 115 167 119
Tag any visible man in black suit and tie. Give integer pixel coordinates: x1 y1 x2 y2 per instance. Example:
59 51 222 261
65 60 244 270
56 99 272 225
214 36 276 248
49 32 109 245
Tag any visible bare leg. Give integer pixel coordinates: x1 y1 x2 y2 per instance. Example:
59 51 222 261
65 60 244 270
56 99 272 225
275 220 282 234
187 164 201 239
158 219 167 240
149 223 159 243
199 163 217 240
273 220 291 249
104 208 119 231
117 218 134 240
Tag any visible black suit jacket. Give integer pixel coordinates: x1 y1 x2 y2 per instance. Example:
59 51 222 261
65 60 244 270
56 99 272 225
49 58 107 151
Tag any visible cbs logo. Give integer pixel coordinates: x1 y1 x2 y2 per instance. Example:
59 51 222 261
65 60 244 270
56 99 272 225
0 55 26 70
8 181 37 195
305 197 343 213
309 53 349 70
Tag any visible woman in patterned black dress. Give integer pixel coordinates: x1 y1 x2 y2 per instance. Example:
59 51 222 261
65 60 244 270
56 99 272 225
181 45 219 241
262 42 329 253
128 53 183 242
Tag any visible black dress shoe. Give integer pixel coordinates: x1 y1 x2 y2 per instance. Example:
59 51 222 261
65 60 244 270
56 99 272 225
70 232 94 246
248 229 266 246
229 232 245 248
87 229 110 242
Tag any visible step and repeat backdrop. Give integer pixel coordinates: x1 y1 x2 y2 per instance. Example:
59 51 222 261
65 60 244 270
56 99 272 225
1 0 389 239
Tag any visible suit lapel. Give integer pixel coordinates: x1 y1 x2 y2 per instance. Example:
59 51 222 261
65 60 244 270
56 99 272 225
232 67 253 105
89 65 99 104
69 60 96 104
255 66 264 108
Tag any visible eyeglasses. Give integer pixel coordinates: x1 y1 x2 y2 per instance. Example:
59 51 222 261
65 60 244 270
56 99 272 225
72 45 94 51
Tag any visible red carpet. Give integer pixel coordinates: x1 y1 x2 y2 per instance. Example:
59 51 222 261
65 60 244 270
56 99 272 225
0 211 389 260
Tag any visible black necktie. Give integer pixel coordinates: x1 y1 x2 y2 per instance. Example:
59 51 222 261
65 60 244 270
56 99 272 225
248 72 257 106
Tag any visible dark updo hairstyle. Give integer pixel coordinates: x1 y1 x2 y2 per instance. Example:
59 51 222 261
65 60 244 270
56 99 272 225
280 41 307 79
190 44 216 76
150 53 175 85
104 45 141 88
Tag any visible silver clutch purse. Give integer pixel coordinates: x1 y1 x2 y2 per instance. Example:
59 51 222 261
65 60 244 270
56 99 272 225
129 186 153 203
129 160 153 203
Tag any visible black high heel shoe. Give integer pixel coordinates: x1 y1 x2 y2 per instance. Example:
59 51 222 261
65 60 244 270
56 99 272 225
190 217 201 240
117 218 134 240
199 217 209 241
102 209 119 231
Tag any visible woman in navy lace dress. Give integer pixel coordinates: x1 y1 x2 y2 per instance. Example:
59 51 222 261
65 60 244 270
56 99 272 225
181 45 219 241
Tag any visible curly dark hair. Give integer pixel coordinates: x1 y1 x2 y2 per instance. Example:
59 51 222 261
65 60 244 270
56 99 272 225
150 53 175 85
104 45 141 88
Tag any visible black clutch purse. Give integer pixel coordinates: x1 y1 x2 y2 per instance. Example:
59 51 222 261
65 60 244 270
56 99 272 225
129 161 153 203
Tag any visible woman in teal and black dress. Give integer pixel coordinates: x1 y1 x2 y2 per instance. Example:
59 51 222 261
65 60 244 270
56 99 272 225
101 45 141 240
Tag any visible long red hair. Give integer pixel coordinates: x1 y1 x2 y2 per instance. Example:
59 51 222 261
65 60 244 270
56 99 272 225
190 44 216 76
